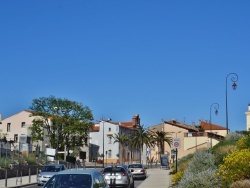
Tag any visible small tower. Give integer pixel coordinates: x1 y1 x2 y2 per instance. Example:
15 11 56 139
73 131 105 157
245 104 250 131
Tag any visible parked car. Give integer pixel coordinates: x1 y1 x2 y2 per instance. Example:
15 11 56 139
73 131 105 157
37 163 67 186
102 164 134 188
128 163 147 180
42 169 109 188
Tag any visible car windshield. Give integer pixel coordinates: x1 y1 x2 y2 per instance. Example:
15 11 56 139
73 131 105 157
103 167 125 173
44 174 92 188
128 164 143 168
41 166 61 172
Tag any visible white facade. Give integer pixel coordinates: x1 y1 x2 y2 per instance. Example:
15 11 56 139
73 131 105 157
246 104 250 131
90 122 120 162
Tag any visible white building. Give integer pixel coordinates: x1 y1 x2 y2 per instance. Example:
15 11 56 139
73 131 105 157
89 114 142 164
246 104 250 131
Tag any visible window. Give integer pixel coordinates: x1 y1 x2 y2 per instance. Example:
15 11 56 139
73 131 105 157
108 136 112 144
108 150 112 158
21 122 25 127
109 127 111 132
7 123 11 132
14 134 18 142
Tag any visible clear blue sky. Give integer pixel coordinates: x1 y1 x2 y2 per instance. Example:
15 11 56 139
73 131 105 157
0 1 249 132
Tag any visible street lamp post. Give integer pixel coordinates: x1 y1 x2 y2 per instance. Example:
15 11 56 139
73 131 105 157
226 73 238 134
210 103 219 148
100 118 111 168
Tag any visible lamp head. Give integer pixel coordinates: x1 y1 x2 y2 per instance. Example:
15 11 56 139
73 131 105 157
232 82 237 90
215 109 218 115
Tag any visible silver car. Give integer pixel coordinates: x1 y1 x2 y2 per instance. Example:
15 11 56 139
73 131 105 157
128 163 147 180
103 164 134 188
37 164 67 186
42 169 109 188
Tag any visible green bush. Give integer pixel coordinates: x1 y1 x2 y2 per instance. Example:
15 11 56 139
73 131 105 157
174 169 221 188
226 132 244 142
25 153 38 165
213 145 237 166
172 171 184 186
217 149 250 186
184 151 216 174
174 151 220 188
236 135 250 150
0 158 12 169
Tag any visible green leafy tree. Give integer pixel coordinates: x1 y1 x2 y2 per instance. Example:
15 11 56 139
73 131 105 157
29 95 94 154
113 133 129 163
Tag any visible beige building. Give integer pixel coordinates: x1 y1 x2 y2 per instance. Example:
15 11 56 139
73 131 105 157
148 120 227 163
0 110 36 153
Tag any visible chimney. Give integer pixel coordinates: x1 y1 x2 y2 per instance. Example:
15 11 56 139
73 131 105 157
0 114 2 121
248 104 250 111
132 114 140 126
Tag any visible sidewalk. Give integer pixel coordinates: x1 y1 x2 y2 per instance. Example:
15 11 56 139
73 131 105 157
0 175 37 188
138 168 172 188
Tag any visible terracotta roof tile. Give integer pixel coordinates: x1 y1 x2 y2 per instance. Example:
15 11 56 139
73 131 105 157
165 120 198 132
200 121 227 130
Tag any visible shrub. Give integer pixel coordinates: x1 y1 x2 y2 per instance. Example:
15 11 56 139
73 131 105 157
226 132 244 142
172 171 184 185
173 153 194 172
173 151 220 188
230 179 250 188
25 153 38 165
184 151 216 174
217 149 250 186
236 135 250 150
0 158 12 169
213 145 237 166
174 169 221 188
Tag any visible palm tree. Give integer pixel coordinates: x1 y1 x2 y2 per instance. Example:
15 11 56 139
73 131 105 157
130 125 153 163
112 133 129 164
151 130 172 154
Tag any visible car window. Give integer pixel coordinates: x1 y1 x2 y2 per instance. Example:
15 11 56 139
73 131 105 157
41 166 56 172
93 174 101 188
128 164 143 168
96 172 107 187
44 174 92 188
103 167 125 173
41 165 65 172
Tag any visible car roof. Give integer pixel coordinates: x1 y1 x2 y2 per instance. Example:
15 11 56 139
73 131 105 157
44 163 65 166
128 164 143 167
56 169 99 175
105 164 127 167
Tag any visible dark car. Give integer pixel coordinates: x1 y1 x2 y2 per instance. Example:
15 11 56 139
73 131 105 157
102 164 134 188
37 163 67 186
128 163 147 180
42 169 109 188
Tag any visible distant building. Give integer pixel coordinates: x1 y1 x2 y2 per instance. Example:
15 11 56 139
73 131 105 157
0 110 142 164
89 114 142 164
149 120 226 163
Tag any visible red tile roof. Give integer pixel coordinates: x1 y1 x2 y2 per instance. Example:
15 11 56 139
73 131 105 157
200 121 227 130
165 120 198 132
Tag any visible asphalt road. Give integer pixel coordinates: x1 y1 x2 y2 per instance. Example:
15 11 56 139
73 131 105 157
25 179 145 188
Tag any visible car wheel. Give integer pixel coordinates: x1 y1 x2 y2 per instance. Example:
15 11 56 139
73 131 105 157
130 181 134 188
